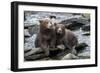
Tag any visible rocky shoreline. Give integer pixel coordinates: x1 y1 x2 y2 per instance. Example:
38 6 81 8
24 12 90 61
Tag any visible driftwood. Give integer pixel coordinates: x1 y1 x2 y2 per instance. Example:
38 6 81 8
75 43 88 52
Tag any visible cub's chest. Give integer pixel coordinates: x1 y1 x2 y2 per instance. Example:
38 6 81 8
41 31 54 40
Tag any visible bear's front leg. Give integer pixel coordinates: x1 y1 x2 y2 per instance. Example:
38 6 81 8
50 39 56 49
63 40 77 55
71 46 77 55
41 41 50 56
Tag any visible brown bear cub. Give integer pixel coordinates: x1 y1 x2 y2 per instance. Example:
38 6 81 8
35 18 56 56
55 24 78 55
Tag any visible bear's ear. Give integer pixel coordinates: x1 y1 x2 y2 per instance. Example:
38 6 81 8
39 20 43 23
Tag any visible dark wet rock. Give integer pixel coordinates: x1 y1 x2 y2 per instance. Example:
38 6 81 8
82 25 90 31
60 17 89 25
64 21 85 30
24 49 31 53
49 15 56 19
60 17 89 30
75 43 88 52
49 50 64 59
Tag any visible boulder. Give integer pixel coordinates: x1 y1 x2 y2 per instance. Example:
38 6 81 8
75 43 88 53
60 17 89 25
82 24 90 31
64 21 85 30
62 53 79 60
59 16 89 30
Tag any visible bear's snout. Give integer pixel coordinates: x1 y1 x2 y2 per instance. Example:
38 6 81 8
47 22 52 29
57 28 63 34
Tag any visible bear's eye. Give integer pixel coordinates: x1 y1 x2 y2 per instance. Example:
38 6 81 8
50 21 54 25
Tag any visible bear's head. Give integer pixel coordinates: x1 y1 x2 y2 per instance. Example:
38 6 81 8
55 24 65 36
39 18 55 30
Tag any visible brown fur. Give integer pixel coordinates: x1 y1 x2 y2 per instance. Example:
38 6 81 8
35 19 56 56
55 24 78 55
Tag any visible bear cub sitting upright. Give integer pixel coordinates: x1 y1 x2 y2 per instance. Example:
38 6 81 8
35 18 56 56
55 23 78 55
